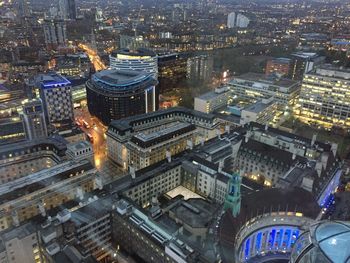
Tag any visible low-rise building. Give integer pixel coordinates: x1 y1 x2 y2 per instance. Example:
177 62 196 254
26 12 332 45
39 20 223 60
194 86 231 113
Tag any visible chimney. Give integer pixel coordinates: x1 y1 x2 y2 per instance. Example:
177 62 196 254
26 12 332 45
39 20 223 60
292 151 296 160
311 134 317 146
265 124 268 131
129 166 136 179
225 125 230 134
166 150 171 163
245 135 249 143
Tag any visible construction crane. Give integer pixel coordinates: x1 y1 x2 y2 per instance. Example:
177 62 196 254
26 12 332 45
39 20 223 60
132 5 143 37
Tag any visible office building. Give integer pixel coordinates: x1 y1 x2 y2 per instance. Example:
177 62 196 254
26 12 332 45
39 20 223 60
43 19 67 50
240 98 279 126
20 99 47 140
119 35 150 50
0 137 67 183
35 73 74 131
0 117 25 145
58 0 76 20
127 122 196 170
106 107 219 168
186 55 213 82
289 52 325 80
194 86 231 113
298 33 328 51
228 72 301 107
0 159 99 232
227 12 236 28
109 48 158 78
297 65 350 129
0 223 42 263
86 69 158 125
265 57 291 76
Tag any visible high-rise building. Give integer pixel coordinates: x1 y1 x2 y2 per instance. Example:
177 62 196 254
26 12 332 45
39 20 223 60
20 99 48 140
236 13 250 28
17 0 32 20
227 12 236 28
297 65 350 129
86 69 158 125
109 48 158 78
186 55 213 82
289 52 325 80
265 57 291 76
43 19 67 50
35 73 74 131
227 12 249 28
58 0 76 20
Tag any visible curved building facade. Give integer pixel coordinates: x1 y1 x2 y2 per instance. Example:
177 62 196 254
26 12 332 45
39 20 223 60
218 187 321 263
290 220 350 263
109 48 158 78
86 69 158 125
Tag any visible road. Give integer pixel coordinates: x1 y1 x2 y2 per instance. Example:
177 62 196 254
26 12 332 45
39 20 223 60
74 107 126 183
78 43 107 71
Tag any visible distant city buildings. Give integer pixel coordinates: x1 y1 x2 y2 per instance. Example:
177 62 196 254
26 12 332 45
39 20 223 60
43 19 67 50
265 57 291 76
86 69 158 125
186 55 213 82
58 0 76 20
298 65 350 129
227 12 250 28
119 35 150 50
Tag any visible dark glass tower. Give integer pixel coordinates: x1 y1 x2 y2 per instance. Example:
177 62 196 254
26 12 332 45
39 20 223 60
86 69 158 125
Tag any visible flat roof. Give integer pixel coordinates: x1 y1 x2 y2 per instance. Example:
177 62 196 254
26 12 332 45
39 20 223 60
243 100 274 113
35 73 71 89
112 48 156 57
92 69 154 87
231 72 299 88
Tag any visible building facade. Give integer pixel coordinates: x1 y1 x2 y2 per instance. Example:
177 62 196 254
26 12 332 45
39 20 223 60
20 99 47 140
109 48 158 79
194 86 231 113
297 66 350 129
35 73 74 131
43 19 67 50
86 69 158 125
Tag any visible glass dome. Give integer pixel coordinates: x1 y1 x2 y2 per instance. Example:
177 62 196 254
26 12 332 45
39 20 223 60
290 221 350 263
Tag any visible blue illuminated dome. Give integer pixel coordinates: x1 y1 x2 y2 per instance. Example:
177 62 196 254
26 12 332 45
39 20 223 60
290 221 350 263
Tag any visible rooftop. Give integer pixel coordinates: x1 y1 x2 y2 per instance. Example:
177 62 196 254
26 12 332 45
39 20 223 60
231 72 299 88
93 69 153 86
243 100 274 114
35 73 71 89
112 48 157 58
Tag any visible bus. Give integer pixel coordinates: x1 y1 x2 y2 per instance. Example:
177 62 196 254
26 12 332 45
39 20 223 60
83 120 90 129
